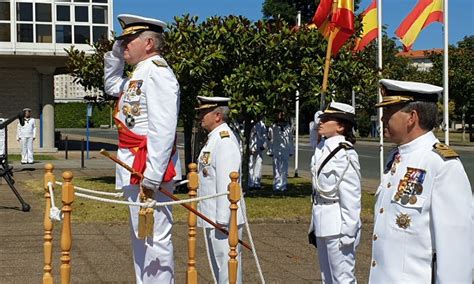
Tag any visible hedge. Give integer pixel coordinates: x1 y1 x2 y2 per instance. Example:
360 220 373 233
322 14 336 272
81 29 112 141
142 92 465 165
55 103 113 128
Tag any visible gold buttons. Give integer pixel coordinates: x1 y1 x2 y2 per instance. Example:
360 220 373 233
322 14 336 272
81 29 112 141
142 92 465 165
379 208 384 214
373 234 378 241
387 182 391 188
372 260 377 267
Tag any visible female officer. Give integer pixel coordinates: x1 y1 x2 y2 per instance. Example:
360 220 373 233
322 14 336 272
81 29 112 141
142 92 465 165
308 101 361 283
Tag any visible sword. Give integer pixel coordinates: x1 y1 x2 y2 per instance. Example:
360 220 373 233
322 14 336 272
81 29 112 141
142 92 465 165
100 149 252 251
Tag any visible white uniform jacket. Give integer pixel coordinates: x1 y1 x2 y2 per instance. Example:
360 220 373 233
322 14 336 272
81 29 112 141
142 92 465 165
250 120 267 153
267 123 294 157
309 135 361 238
369 131 472 283
104 52 181 189
197 123 244 228
16 118 36 139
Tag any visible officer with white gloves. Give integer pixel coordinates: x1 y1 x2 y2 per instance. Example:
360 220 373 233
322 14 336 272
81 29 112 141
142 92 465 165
308 102 361 283
267 111 294 191
16 108 36 164
248 119 267 189
369 79 472 283
309 110 323 150
196 96 244 283
104 14 181 283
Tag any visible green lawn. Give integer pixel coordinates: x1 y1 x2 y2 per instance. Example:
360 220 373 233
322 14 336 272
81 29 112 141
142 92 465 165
27 174 375 224
8 154 56 161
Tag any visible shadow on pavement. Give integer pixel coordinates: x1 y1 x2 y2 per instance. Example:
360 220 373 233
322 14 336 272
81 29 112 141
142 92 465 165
56 139 117 151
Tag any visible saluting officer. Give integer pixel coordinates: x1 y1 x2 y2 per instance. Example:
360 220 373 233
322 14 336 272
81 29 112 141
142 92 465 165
16 108 36 164
196 96 245 284
308 102 361 283
369 79 472 283
248 119 267 189
104 14 181 283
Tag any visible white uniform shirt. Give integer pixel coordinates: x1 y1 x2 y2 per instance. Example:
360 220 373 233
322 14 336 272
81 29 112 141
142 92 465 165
197 123 244 227
267 123 294 156
369 131 472 283
250 120 266 153
16 118 36 139
309 135 361 237
104 52 181 189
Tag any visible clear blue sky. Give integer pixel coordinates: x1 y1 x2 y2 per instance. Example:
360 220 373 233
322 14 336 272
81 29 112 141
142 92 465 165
113 0 474 50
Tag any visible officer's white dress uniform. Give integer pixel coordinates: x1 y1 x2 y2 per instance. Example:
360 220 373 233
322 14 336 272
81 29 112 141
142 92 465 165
248 120 266 188
308 103 361 283
309 110 323 150
197 109 245 283
369 79 472 283
267 122 294 191
0 118 5 156
16 113 36 164
104 14 181 284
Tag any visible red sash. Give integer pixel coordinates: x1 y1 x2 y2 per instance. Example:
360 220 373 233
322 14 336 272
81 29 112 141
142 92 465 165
114 116 177 185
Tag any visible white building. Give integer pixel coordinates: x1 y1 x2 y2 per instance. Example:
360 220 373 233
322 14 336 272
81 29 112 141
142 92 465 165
397 49 443 72
54 74 102 102
0 0 113 153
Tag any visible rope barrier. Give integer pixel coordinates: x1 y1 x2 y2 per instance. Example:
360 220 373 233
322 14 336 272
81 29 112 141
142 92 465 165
55 181 124 198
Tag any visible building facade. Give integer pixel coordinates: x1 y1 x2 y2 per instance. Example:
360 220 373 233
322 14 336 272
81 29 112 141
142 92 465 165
0 0 113 153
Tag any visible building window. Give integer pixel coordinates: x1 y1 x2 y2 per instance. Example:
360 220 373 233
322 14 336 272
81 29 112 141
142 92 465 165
93 0 107 2
93 26 107 42
75 6 88 22
74 25 89 43
37 24 52 43
0 2 10 20
0 23 10 41
56 25 72 43
92 5 107 24
17 3 33 21
18 23 33 42
57 5 70 21
36 3 52 22
74 0 89 3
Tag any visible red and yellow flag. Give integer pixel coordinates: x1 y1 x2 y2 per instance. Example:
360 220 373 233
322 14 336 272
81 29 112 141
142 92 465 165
312 0 355 55
395 0 443 51
354 0 378 52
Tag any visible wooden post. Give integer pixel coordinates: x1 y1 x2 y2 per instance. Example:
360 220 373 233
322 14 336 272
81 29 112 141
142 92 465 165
186 163 198 284
60 171 74 284
227 172 240 284
43 163 55 284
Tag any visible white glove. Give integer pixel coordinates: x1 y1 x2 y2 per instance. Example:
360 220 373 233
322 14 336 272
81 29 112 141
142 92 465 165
141 177 161 192
314 110 324 125
339 235 355 247
112 40 124 59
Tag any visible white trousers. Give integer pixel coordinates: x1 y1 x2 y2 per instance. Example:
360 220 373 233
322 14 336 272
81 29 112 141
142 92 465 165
248 151 263 188
315 233 359 284
123 184 174 284
20 137 34 163
205 226 243 284
272 153 289 191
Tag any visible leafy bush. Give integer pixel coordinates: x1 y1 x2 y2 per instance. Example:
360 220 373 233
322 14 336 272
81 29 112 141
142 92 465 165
55 103 112 128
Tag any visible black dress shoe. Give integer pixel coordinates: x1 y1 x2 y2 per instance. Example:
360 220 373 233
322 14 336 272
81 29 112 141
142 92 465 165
21 162 27 164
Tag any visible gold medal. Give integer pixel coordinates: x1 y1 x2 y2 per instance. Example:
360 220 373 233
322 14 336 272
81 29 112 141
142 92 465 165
394 193 401 201
131 103 141 116
414 183 423 194
409 195 417 204
122 104 131 115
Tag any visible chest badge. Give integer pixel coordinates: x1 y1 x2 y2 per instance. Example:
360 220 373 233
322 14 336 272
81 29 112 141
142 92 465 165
396 213 411 229
200 151 211 166
126 80 143 97
395 167 426 205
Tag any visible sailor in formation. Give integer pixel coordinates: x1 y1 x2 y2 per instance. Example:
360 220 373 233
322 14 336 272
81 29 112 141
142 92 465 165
16 108 36 164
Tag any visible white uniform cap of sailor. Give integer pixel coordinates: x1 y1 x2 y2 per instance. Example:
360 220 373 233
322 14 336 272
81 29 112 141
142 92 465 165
116 14 166 40
319 101 356 126
196 96 231 110
377 79 443 107
23 107 32 112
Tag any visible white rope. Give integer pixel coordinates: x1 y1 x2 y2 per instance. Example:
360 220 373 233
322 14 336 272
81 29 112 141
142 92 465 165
55 181 124 198
47 182 62 222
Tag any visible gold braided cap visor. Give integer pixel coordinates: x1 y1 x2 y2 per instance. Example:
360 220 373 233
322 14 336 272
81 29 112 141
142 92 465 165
375 96 414 107
195 104 219 110
116 25 151 39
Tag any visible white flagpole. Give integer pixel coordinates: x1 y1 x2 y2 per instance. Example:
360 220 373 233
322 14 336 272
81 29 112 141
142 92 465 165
294 11 301 177
377 0 384 178
443 0 449 144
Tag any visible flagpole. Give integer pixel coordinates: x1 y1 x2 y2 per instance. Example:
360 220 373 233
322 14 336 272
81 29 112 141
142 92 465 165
321 0 339 106
377 0 384 179
294 11 301 178
443 0 449 144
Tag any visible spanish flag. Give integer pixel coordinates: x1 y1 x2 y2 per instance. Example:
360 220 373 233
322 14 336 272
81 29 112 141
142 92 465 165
395 0 443 51
354 0 377 52
312 0 355 55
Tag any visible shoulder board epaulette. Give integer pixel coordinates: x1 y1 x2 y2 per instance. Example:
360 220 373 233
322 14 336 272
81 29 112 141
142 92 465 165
339 142 354 150
152 59 168 68
433 143 459 159
220 131 230 139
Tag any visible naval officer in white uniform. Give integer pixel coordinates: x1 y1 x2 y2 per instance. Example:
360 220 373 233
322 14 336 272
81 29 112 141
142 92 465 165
104 14 181 283
16 108 36 164
308 102 361 283
196 96 245 283
369 79 472 283
248 119 267 189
